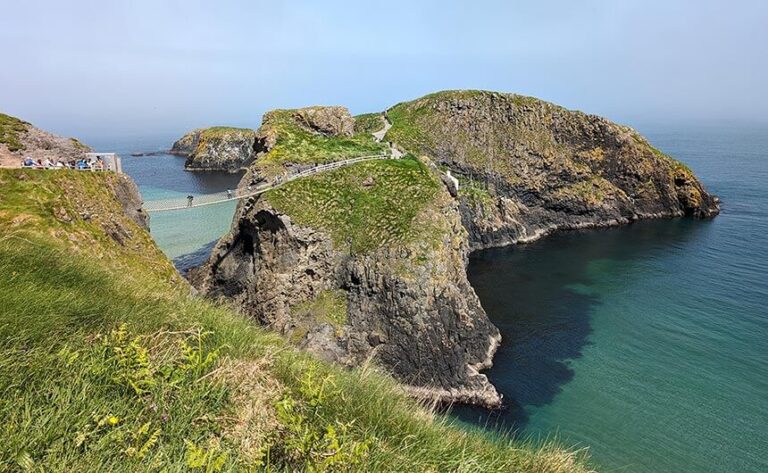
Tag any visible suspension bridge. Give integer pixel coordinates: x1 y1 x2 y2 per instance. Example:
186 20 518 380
143 153 393 212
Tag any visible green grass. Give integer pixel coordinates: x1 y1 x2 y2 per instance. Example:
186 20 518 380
457 174 494 206
0 169 595 472
264 156 443 254
291 289 348 327
199 126 255 139
0 113 29 152
353 113 385 135
289 289 348 343
255 110 387 177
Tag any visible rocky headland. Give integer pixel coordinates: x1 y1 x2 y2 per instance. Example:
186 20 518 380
171 126 264 172
0 112 91 167
385 91 720 250
192 91 719 408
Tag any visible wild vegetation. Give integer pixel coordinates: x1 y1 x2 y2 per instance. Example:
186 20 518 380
264 155 442 254
254 110 387 177
0 169 594 472
352 113 385 135
0 113 29 152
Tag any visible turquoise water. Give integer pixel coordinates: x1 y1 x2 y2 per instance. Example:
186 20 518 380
120 151 241 266
459 124 768 472
118 125 768 472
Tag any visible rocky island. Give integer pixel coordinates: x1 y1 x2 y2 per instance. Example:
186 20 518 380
171 126 263 172
192 90 720 408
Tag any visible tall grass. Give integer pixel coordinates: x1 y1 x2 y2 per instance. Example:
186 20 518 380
0 170 595 472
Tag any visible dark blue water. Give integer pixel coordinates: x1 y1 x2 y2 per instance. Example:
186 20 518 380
115 124 768 472
457 124 768 472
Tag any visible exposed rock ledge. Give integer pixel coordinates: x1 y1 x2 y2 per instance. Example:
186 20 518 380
171 127 267 172
193 155 503 407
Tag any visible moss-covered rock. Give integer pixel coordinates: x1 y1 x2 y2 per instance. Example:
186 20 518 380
385 90 720 249
172 126 260 172
195 90 720 408
195 156 502 407
353 113 386 135
248 107 388 178
0 113 29 153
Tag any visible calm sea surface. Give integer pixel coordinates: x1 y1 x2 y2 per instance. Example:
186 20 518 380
114 124 767 472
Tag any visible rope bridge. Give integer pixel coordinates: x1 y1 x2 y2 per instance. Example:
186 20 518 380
143 154 392 212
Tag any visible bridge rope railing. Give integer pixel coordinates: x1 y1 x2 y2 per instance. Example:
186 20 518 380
143 153 392 212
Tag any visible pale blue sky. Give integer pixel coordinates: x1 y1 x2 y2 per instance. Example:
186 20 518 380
1 0 766 142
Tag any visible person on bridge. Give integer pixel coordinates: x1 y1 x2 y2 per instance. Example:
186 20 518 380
187 195 193 207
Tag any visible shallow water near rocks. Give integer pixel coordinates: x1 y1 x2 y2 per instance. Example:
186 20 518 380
117 124 768 472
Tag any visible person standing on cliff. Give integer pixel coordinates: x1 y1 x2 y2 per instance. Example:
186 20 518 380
187 195 193 207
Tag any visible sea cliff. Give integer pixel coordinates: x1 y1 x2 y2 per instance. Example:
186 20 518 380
385 90 720 249
171 126 264 172
193 90 720 407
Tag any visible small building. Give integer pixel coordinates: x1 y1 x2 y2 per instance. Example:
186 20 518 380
85 152 122 173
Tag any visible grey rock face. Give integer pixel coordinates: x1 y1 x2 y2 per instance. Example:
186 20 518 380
113 174 149 230
170 129 202 156
195 193 502 407
291 106 355 137
0 112 91 167
386 90 720 250
172 127 261 172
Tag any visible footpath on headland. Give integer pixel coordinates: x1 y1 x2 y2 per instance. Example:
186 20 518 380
143 153 394 212
145 117 400 213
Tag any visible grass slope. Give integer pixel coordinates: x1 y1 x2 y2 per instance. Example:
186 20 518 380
0 113 29 152
353 113 385 135
0 169 594 472
264 156 442 254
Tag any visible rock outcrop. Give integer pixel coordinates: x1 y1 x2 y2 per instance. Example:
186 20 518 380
0 112 91 167
193 91 720 409
385 90 720 250
290 106 355 137
194 157 502 407
169 128 202 156
112 174 150 230
172 127 264 172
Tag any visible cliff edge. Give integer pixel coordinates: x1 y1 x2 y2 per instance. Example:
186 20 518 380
171 126 264 172
385 90 720 249
0 112 91 168
193 92 719 408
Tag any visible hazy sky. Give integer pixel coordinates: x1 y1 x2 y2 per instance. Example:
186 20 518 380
2 0 767 142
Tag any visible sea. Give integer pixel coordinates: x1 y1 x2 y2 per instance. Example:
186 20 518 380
100 123 767 473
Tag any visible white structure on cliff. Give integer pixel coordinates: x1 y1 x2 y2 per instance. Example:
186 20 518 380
85 152 122 173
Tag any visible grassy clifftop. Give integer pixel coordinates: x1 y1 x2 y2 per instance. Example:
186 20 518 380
265 156 442 254
0 113 29 152
254 108 388 177
0 169 593 472
384 90 717 218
